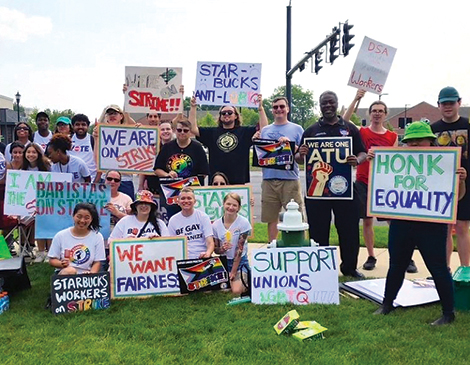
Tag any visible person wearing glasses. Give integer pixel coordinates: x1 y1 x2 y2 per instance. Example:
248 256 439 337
154 115 209 184
189 95 267 185
104 170 132 230
4 122 33 163
33 111 53 151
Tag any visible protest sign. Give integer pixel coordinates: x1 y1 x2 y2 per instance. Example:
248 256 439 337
251 247 339 305
4 171 72 217
367 147 460 223
124 66 183 113
110 237 187 298
304 137 353 200
195 61 261 108
35 182 111 238
347 36 397 94
177 256 230 294
252 139 295 170
97 125 159 174
51 272 110 315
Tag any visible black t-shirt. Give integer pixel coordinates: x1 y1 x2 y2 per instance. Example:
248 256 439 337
432 117 469 167
197 126 257 184
154 139 209 184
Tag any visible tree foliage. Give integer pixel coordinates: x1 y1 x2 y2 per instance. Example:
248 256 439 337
198 112 217 127
240 108 259 126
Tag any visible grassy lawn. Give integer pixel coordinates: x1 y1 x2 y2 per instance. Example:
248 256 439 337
1 264 469 364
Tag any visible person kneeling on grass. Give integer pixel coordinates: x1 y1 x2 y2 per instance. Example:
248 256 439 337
213 193 251 295
373 121 467 325
48 203 105 275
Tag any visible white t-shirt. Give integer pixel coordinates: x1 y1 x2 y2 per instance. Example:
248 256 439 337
109 214 169 239
109 192 132 228
48 228 105 274
70 134 97 179
51 154 90 182
33 131 52 151
212 215 252 260
168 209 213 259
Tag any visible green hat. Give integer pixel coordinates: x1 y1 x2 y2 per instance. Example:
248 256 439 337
56 116 72 125
438 86 460 103
402 121 436 143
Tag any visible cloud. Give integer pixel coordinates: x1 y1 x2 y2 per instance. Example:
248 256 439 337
0 7 52 42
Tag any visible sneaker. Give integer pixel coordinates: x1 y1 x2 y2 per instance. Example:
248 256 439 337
363 256 377 270
406 260 418 273
431 313 455 326
34 251 46 263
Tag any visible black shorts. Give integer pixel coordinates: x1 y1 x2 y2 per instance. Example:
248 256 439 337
354 180 387 221
457 178 470 220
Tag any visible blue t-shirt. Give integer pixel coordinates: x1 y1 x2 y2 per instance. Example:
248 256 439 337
260 122 304 180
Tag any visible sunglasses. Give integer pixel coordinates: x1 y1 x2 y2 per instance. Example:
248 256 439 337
106 110 119 115
272 105 286 110
17 127 29 131
106 177 121 183
176 128 190 133
220 110 234 116
213 182 226 186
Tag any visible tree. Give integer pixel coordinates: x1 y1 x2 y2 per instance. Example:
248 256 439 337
240 108 259 126
198 112 217 127
349 113 362 127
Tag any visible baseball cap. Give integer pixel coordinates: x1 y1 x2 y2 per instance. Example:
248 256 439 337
105 104 123 114
401 121 436 143
35 111 49 121
438 86 460 103
56 116 72 125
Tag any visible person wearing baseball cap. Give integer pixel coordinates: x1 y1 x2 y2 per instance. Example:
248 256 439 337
33 111 52 151
54 116 73 137
432 87 470 269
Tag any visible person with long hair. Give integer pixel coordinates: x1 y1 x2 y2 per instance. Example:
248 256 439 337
211 171 230 186
6 141 25 170
212 193 251 295
48 203 105 275
22 143 51 172
110 190 168 239
5 123 33 163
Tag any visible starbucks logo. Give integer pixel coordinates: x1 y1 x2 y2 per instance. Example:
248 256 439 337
217 132 238 152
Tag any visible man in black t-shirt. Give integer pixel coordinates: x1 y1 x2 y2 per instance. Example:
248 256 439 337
189 95 267 184
432 86 470 267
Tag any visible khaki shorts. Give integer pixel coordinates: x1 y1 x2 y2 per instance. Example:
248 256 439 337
261 179 304 223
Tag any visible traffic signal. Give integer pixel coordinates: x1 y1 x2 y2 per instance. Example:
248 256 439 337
329 28 339 64
314 53 323 74
299 62 306 72
342 22 355 56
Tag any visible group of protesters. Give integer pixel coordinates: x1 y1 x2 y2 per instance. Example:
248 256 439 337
0 84 468 325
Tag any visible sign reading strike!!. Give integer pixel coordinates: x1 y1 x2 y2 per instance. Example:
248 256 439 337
124 66 183 113
97 125 159 174
348 36 397 94
251 247 339 305
367 147 460 223
195 62 261 108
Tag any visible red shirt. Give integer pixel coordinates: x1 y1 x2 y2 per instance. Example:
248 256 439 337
356 127 397 184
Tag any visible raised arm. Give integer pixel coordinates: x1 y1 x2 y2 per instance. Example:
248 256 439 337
258 94 268 130
343 89 366 122
189 96 200 137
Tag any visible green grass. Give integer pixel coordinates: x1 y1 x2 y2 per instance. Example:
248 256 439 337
1 264 470 364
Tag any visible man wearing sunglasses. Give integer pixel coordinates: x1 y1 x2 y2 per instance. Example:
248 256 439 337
189 95 267 185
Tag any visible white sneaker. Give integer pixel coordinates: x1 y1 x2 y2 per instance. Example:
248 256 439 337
34 251 46 263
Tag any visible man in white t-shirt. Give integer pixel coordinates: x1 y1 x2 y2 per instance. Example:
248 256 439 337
33 111 52 151
168 187 214 259
70 114 98 181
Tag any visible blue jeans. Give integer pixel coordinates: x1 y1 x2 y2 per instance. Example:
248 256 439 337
227 255 250 273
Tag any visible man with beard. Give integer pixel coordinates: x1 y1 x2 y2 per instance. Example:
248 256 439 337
70 114 98 181
33 111 53 151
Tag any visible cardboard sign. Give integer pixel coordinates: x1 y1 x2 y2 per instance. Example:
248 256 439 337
251 247 339 305
35 182 111 239
124 66 183 113
304 137 353 200
4 171 72 217
110 237 187 298
177 256 230 294
348 36 397 95
51 272 111 315
252 139 295 170
160 176 201 205
195 61 261 108
367 147 460 223
97 125 159 174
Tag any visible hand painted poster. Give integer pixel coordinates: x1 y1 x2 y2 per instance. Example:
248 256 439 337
124 66 183 113
367 147 460 223
110 237 187 298
51 272 110 315
97 125 159 174
251 247 339 305
195 61 261 108
304 137 353 200
347 36 397 95
252 139 295 170
177 256 230 294
4 171 72 217
35 182 111 239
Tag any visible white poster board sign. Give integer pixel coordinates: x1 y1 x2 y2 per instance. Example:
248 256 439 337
348 36 397 94
251 247 339 305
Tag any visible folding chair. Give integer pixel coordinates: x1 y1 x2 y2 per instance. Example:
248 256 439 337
2 215 36 259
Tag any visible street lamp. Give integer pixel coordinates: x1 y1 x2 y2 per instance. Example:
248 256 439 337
379 93 388 101
15 91 21 122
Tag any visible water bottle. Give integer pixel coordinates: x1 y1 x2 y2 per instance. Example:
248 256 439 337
4 292 9 311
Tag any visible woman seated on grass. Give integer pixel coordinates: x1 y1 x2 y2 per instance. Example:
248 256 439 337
212 193 251 295
48 203 105 275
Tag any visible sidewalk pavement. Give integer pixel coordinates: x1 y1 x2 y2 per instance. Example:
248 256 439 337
248 243 463 278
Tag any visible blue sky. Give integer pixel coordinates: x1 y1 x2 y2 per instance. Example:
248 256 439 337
1 0 470 120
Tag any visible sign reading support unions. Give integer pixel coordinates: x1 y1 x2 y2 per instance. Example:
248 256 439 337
304 137 353 200
347 36 397 95
252 139 295 170
110 237 187 298
97 125 159 174
124 66 183 113
195 61 261 108
367 147 460 223
4 171 72 217
35 182 111 239
251 247 339 305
